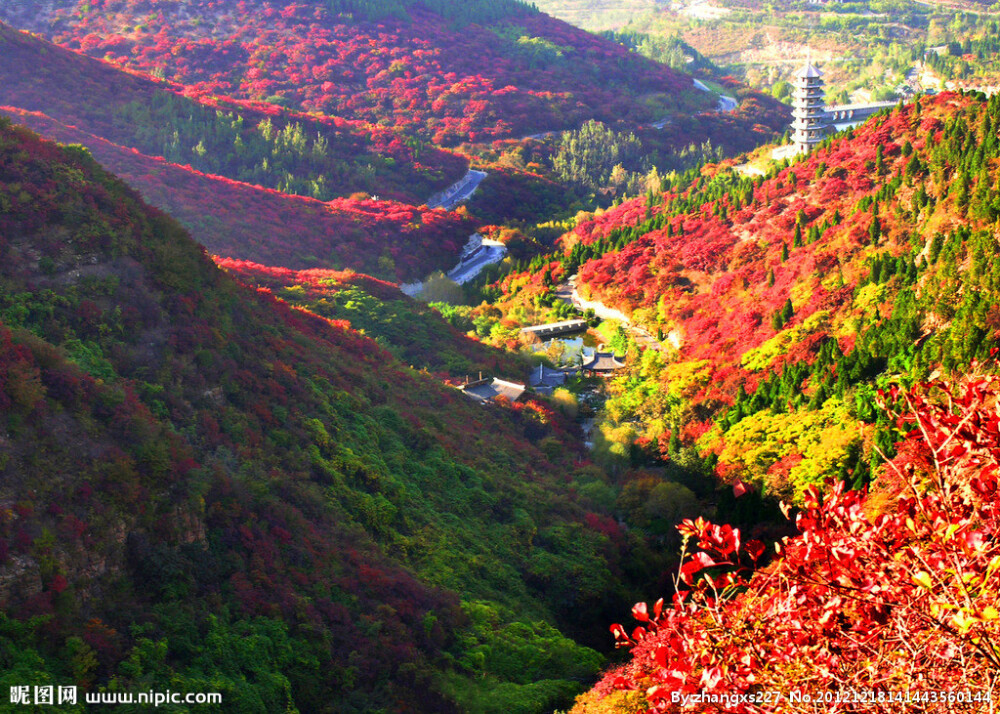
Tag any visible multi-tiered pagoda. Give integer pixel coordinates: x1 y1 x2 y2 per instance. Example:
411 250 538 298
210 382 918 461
791 60 825 154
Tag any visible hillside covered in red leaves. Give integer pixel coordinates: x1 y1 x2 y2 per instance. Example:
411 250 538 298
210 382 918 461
2 0 785 149
0 19 465 204
1 106 474 281
523 92 1000 500
466 90 1000 714
0 19 483 281
573 371 1000 712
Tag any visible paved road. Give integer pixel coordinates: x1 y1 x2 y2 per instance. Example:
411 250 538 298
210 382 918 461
522 130 562 140
693 78 738 114
448 242 506 285
734 163 767 177
400 234 507 296
556 277 664 352
717 94 739 112
399 281 423 297
427 169 488 210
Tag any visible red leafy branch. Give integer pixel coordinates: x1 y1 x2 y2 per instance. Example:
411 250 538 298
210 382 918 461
598 367 1000 713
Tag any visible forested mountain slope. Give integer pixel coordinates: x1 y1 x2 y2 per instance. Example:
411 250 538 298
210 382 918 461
0 106 473 281
0 119 651 713
0 21 479 281
215 258 526 377
563 93 1000 713
499 92 1000 504
2 0 783 149
0 20 464 204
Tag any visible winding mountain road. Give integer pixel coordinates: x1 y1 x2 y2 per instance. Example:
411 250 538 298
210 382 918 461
447 238 507 285
427 169 488 210
400 234 507 296
556 276 664 352
693 78 739 113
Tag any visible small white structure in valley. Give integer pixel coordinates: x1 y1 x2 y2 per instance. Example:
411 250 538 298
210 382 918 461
791 58 826 155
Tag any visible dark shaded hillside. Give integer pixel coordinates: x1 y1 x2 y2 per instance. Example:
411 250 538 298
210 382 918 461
0 119 649 712
2 0 786 149
1 106 474 282
0 19 466 203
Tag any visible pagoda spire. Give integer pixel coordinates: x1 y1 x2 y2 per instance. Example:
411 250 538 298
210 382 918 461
790 51 826 154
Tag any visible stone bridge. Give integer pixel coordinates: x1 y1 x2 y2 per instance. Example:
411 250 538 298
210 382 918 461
519 319 588 339
824 101 898 124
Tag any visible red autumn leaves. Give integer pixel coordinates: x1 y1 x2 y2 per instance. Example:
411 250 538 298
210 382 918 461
593 370 1000 712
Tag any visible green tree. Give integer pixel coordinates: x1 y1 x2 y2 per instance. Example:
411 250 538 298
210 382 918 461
419 271 464 304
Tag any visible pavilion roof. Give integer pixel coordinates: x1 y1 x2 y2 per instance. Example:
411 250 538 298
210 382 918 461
582 352 625 372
